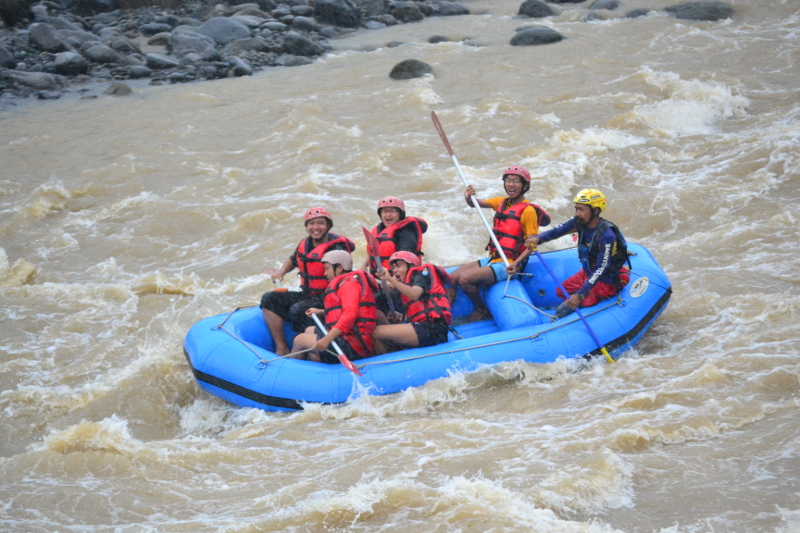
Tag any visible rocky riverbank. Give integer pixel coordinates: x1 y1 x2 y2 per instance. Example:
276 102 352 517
0 0 734 103
0 0 470 101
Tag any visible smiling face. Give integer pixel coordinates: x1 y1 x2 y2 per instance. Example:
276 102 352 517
502 174 525 200
379 207 402 227
390 259 410 281
305 217 329 241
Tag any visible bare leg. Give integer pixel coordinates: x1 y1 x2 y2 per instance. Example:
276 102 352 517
373 324 420 354
263 309 290 355
457 264 496 322
290 326 317 359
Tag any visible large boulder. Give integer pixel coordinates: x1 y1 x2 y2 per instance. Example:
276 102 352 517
167 30 215 57
145 52 180 69
590 0 618 9
1 70 68 90
389 58 431 79
518 0 557 17
311 0 363 28
625 8 651 18
664 1 733 20
431 2 469 16
28 23 68 52
0 0 34 27
55 29 99 46
83 43 122 63
0 45 16 68
392 2 424 22
196 17 251 44
53 51 88 75
282 31 326 56
510 26 564 45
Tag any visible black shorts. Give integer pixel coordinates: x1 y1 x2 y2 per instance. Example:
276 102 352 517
260 290 322 333
375 289 403 316
313 326 363 364
411 318 450 348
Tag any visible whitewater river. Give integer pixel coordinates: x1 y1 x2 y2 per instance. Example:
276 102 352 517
1 0 799 531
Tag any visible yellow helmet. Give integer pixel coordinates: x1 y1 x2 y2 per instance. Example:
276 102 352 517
573 188 606 212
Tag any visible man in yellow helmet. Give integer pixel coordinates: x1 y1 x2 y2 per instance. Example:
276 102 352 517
525 189 630 319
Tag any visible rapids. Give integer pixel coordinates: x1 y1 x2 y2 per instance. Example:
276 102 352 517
1 0 799 531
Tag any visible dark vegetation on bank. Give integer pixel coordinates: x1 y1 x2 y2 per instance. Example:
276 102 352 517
0 0 733 102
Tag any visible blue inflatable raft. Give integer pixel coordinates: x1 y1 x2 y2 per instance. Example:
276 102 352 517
183 243 671 411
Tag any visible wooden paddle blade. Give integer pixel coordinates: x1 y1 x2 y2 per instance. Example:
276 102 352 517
431 111 455 156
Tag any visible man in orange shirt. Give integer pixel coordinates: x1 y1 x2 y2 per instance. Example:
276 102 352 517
448 165 550 322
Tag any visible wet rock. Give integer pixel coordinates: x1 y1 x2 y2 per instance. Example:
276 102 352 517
223 37 272 55
291 5 314 17
625 8 651 18
55 29 99 46
430 2 469 16
389 58 431 79
53 51 88 75
103 81 132 95
386 40 403 47
664 1 733 21
201 48 223 62
283 30 325 56
156 14 180 27
510 26 564 45
429 35 449 43
590 0 618 9
292 16 318 31
145 52 179 69
179 52 201 65
38 90 62 99
235 7 270 17
38 16 83 31
103 36 141 55
29 23 67 52
167 71 187 83
378 14 397 25
546 0 584 3
167 30 215 57
129 64 152 78
196 17 252 44
392 3 424 23
0 0 34 27
518 0 557 18
83 43 122 64
0 45 16 68
415 3 433 16
140 22 172 36
226 55 253 75
147 31 171 46
319 25 337 37
231 15 266 28
262 21 288 31
311 0 362 28
1 70 68 90
253 0 279 11
364 20 384 29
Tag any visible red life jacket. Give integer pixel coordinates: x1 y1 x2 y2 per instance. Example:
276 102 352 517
369 217 426 271
295 234 355 297
401 264 453 325
323 270 379 358
487 199 551 262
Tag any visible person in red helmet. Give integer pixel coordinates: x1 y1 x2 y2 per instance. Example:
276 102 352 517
372 251 453 354
365 196 429 319
291 250 379 363
366 196 428 272
448 165 551 322
260 207 355 355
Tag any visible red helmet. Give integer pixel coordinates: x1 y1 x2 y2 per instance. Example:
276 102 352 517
304 206 333 227
502 165 531 183
388 251 421 268
377 196 406 217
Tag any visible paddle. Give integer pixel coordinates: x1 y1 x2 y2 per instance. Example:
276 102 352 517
533 249 615 364
431 111 510 267
361 226 398 315
310 313 364 376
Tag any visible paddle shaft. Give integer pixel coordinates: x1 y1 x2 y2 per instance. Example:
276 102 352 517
311 313 364 376
431 111 510 267
533 250 614 364
361 226 397 315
